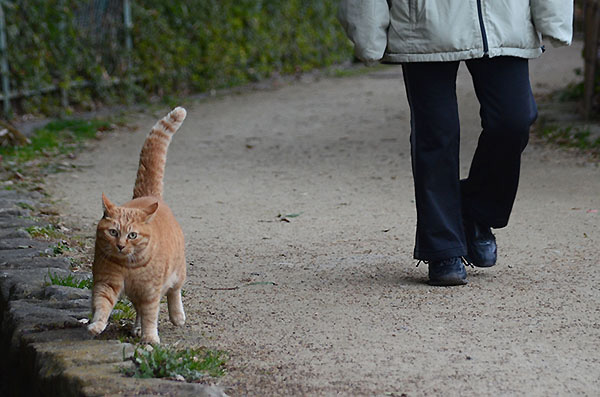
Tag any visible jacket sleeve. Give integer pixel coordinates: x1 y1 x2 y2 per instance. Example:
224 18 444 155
337 0 390 63
530 0 573 47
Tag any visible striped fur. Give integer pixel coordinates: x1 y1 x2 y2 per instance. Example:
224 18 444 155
133 106 187 200
89 107 187 344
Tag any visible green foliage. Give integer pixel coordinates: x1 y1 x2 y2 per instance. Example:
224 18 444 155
25 224 63 239
16 202 35 211
51 240 73 255
540 125 600 153
0 119 110 162
4 1 352 115
131 0 351 93
112 298 137 322
558 82 585 102
4 0 127 114
46 271 93 289
123 344 227 381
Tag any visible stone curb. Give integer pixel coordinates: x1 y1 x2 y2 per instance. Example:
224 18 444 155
0 189 227 396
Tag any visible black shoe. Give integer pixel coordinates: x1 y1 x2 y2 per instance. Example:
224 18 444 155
464 218 497 267
427 257 468 286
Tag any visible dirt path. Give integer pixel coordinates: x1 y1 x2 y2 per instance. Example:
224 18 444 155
48 43 599 396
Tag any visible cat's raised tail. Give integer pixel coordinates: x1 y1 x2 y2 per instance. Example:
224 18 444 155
133 107 187 200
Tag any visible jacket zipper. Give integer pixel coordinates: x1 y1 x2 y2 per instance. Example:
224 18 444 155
476 0 489 55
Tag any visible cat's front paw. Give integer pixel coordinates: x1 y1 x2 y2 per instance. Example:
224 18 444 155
141 333 160 345
87 321 106 336
169 311 185 327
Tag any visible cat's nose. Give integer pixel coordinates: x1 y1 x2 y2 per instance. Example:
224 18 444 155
117 244 125 251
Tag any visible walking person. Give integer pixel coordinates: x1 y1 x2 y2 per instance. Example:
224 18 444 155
338 1 573 285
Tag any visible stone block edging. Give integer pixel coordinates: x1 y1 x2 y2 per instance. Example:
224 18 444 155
0 189 226 396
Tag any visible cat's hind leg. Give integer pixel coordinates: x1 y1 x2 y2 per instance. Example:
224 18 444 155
139 297 161 344
167 288 186 326
88 281 121 336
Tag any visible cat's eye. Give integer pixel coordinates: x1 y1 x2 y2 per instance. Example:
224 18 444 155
127 232 138 240
108 229 118 237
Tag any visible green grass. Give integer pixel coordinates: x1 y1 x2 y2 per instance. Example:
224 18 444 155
558 81 585 102
51 240 73 255
123 344 227 381
46 271 93 289
0 119 111 163
25 225 64 239
540 125 600 151
16 202 35 211
111 298 137 322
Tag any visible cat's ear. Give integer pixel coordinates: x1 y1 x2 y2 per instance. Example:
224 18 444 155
142 201 159 223
101 193 116 219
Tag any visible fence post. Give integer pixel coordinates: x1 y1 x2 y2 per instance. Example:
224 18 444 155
0 0 11 117
583 0 600 119
123 0 133 103
59 0 68 110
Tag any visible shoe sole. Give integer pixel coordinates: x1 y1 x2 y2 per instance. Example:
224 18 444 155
465 254 496 268
428 278 468 286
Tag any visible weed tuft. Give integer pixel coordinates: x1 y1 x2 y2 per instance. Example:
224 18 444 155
51 240 73 255
16 202 35 211
123 344 227 381
46 271 93 289
112 299 137 322
558 81 585 102
540 125 600 152
25 225 64 239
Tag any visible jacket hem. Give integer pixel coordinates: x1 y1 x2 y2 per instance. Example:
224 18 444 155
383 47 542 63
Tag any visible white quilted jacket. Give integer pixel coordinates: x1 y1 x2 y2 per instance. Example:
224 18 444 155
338 0 573 63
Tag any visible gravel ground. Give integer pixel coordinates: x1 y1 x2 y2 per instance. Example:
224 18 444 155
47 42 599 396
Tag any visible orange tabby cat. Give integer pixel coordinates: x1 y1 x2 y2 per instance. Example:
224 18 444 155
88 107 187 344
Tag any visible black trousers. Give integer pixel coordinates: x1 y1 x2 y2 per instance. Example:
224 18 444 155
402 57 538 261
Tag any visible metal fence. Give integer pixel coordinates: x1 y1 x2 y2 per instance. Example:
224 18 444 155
0 0 133 117
0 2 10 116
583 0 600 119
1 1 598 119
